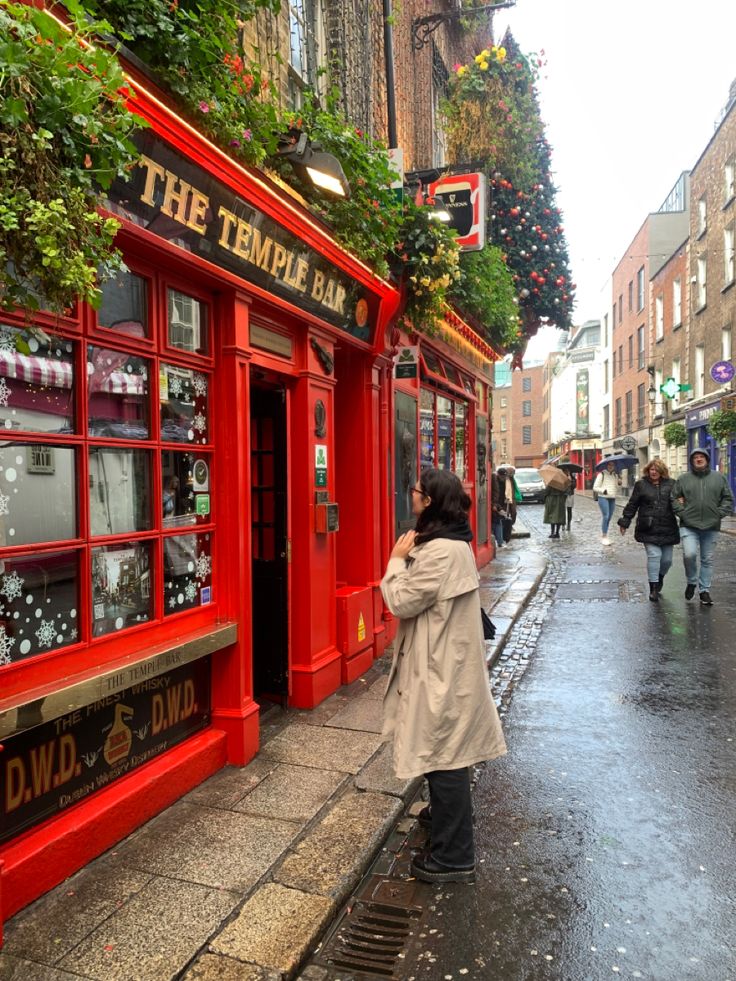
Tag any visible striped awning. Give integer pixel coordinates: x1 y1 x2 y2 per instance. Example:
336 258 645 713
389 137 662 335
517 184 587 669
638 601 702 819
0 351 145 395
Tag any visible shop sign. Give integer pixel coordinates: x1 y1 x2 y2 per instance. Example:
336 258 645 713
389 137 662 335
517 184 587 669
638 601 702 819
427 172 487 252
710 360 735 383
394 345 418 379
576 369 590 433
685 402 720 428
195 493 210 516
0 659 210 846
315 444 327 487
106 133 375 342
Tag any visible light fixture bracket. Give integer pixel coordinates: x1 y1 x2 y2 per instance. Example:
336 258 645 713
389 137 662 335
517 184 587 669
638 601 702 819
411 1 517 51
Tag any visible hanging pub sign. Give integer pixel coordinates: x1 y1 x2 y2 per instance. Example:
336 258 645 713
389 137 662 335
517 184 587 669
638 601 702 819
105 132 376 342
394 345 419 379
427 172 487 251
0 658 210 845
710 360 735 384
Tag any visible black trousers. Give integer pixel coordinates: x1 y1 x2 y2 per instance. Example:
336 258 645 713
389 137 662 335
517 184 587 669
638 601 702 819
426 767 474 867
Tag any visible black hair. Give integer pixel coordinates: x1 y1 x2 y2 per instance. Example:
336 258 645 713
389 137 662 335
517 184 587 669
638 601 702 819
414 468 472 543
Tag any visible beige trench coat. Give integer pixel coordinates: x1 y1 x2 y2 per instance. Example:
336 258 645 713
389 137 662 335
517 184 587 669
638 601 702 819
380 538 507 780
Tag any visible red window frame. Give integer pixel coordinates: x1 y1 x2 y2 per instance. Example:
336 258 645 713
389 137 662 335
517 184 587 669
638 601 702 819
0 259 217 693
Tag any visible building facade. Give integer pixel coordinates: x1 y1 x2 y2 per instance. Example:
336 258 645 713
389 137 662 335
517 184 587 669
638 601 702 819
510 363 545 468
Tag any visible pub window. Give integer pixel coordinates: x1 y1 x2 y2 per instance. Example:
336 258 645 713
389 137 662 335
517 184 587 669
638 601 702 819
419 385 470 479
0 267 214 675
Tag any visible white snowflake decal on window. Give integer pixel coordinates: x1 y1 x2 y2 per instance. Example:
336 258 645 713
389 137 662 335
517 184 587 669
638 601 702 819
185 581 197 603
35 619 56 648
0 328 17 354
0 627 15 665
70 627 78 640
0 377 11 408
169 596 177 609
0 491 9 517
0 570 24 603
192 373 207 398
195 554 211 582
193 412 206 433
169 375 184 398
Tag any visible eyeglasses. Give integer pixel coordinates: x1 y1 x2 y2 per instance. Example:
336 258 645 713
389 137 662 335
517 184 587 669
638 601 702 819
411 487 425 496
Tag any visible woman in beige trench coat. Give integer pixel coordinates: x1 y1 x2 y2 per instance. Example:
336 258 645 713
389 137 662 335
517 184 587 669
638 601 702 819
381 468 506 884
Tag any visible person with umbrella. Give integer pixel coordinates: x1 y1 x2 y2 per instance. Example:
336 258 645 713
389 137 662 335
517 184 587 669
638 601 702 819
538 465 570 539
557 460 583 531
617 458 680 601
593 458 624 545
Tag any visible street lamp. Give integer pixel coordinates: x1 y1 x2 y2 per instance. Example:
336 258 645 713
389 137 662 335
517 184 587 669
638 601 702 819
277 129 351 199
647 385 657 403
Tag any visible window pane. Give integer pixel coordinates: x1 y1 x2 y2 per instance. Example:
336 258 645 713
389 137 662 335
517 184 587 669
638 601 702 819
91 541 153 636
88 346 150 439
0 325 75 435
420 388 434 469
97 269 149 338
423 350 443 375
89 448 151 536
455 402 466 480
0 551 79 667
437 396 453 470
0 444 76 545
164 532 212 615
162 451 210 528
160 363 209 444
167 289 209 355
441 359 462 386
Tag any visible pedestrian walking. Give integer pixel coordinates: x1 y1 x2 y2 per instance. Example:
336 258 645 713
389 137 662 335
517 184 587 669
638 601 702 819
498 466 519 542
617 459 680 602
491 468 505 548
565 471 576 530
380 468 506 884
671 448 734 605
543 479 569 539
593 460 622 545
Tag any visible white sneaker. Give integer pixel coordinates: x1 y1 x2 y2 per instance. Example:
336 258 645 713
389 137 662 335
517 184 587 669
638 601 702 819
601 536 611 545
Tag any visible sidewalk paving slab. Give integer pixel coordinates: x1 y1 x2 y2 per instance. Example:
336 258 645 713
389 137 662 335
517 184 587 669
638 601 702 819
0 537 547 981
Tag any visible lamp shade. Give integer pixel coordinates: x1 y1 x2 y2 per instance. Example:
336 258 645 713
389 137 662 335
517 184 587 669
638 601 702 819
277 130 350 199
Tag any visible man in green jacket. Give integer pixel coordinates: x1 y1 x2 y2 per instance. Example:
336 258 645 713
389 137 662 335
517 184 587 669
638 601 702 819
671 448 735 605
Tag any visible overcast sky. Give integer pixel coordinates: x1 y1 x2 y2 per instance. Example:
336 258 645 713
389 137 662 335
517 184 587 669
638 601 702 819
492 0 736 357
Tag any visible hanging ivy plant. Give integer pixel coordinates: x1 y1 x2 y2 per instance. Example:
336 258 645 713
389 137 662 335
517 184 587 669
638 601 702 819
663 421 687 447
0 2 144 313
707 409 736 445
394 204 461 332
449 244 520 349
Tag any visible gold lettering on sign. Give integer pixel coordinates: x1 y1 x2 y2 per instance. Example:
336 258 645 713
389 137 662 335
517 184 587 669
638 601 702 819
136 154 209 235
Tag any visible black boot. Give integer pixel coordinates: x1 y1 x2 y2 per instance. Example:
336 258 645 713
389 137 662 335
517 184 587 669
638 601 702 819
649 582 659 602
656 574 664 593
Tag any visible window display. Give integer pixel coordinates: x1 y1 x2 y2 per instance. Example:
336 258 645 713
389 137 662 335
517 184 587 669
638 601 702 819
0 551 78 665
0 324 75 434
89 448 151 536
88 345 150 439
0 444 76 546
91 541 152 636
160 363 209 444
162 451 210 527
163 532 212 615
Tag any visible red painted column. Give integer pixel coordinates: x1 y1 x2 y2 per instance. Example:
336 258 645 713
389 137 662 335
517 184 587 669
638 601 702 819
289 331 340 707
209 290 259 763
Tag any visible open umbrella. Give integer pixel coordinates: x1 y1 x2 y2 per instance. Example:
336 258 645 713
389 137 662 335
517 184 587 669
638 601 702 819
537 465 571 492
594 454 638 473
556 461 583 474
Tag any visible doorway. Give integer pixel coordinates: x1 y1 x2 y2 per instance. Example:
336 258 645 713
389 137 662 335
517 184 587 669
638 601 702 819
250 383 288 700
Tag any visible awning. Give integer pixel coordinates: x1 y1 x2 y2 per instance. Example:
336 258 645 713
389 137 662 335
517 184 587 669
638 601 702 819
0 351 145 395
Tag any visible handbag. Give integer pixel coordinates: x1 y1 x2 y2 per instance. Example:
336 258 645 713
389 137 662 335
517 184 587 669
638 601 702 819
481 608 496 640
592 491 599 502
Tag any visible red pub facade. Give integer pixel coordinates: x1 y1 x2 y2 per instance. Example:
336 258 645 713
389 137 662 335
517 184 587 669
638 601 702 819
0 68 498 929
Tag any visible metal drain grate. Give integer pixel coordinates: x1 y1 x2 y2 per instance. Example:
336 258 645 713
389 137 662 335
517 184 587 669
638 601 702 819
315 899 422 978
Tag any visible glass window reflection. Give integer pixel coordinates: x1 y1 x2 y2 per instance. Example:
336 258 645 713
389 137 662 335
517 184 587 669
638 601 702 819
88 345 150 439
419 388 434 469
0 324 74 434
167 289 209 355
160 363 209 444
437 396 453 471
97 269 149 338
163 532 212 615
0 551 79 667
0 444 76 546
89 448 151 536
162 451 210 528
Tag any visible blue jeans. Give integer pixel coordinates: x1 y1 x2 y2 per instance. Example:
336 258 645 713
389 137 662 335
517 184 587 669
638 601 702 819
492 515 504 547
680 526 718 591
643 543 673 583
597 495 616 534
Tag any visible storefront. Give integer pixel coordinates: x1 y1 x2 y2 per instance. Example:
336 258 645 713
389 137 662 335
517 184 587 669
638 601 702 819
686 398 736 500
0 71 400 927
391 312 497 570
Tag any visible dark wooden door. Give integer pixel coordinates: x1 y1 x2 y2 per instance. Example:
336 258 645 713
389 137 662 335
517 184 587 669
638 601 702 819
250 385 288 698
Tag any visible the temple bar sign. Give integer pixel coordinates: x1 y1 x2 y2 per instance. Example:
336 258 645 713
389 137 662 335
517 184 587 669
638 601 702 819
428 172 487 252
105 132 374 342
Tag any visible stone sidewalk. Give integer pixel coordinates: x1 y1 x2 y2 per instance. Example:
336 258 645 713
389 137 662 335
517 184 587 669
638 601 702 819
0 540 546 981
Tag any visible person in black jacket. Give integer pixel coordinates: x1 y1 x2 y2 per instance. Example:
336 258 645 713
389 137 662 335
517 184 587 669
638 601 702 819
617 458 680 602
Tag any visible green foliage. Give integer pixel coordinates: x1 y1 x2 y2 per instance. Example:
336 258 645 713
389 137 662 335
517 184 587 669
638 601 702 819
663 421 688 448
449 245 520 348
395 204 461 332
707 409 736 445
0 2 143 312
276 91 404 277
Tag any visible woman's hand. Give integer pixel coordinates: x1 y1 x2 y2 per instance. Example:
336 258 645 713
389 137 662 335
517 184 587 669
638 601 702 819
619 525 626 536
390 530 417 559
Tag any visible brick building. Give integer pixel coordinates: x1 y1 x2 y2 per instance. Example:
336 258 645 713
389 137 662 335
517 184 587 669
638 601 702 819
511 363 545 467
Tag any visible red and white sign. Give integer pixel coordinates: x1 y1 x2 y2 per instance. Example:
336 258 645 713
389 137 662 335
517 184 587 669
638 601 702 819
428 172 487 252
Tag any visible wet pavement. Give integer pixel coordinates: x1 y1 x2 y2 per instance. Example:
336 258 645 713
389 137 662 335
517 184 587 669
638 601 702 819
302 497 736 981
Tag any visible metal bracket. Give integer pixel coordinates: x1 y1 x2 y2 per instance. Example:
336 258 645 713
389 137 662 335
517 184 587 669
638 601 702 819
411 2 517 51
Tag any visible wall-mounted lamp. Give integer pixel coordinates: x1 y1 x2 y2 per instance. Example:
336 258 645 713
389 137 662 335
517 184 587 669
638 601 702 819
277 129 350 199
647 385 658 403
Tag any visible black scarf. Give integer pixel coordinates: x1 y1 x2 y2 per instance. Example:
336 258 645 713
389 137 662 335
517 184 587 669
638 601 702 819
415 517 473 545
